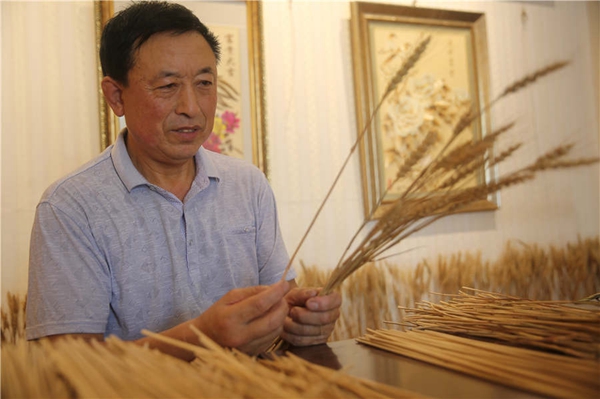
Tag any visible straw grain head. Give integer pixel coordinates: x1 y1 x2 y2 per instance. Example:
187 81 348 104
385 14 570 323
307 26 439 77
317 54 597 296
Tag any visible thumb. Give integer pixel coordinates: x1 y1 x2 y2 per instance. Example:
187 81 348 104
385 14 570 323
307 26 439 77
286 287 319 307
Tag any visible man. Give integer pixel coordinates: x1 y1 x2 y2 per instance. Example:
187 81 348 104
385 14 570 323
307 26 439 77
26 1 340 360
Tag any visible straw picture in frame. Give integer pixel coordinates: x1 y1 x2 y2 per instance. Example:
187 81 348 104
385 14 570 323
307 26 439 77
94 0 270 176
350 2 497 219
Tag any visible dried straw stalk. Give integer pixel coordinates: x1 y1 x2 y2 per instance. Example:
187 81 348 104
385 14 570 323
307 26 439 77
396 287 600 359
357 328 599 399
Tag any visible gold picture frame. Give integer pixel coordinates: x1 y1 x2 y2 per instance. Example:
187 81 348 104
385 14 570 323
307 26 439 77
94 0 269 176
350 2 497 219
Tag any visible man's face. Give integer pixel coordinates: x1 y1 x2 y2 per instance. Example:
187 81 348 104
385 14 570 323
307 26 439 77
119 31 218 166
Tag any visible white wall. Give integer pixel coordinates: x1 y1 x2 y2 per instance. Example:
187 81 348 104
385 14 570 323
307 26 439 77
1 0 100 300
1 0 598 300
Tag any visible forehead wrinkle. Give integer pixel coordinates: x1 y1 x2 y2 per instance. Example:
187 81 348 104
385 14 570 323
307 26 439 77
196 66 216 76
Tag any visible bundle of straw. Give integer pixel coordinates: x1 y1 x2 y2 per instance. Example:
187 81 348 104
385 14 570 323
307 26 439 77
280 35 598 296
434 236 600 300
1 326 424 398
397 287 600 359
321 117 597 294
357 328 599 399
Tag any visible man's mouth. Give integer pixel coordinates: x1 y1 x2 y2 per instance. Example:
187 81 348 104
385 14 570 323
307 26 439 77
173 126 201 133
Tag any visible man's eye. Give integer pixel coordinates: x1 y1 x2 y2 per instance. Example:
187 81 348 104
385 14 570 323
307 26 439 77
160 83 177 89
198 80 213 87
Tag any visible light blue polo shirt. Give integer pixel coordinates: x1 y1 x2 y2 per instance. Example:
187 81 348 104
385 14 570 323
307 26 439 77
26 131 293 341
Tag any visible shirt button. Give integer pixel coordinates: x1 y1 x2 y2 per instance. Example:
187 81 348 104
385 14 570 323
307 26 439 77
188 240 193 247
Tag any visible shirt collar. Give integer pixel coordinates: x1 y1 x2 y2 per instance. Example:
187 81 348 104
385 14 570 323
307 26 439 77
197 146 221 182
111 129 221 193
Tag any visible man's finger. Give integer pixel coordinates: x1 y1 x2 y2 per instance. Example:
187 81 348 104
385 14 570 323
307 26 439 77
305 291 342 312
243 298 288 340
281 328 331 346
235 280 290 323
289 305 341 326
223 285 269 305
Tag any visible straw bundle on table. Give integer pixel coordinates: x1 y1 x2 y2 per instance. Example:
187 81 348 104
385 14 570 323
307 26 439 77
1 325 424 399
357 328 599 399
397 287 600 359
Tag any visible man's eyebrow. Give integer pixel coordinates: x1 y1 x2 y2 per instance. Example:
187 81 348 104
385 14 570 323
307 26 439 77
155 67 216 79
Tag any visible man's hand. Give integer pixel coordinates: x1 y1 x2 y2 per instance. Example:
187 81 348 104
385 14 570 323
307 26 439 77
281 286 342 346
193 280 291 355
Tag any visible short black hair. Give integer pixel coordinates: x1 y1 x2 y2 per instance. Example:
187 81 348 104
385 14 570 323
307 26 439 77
100 1 221 85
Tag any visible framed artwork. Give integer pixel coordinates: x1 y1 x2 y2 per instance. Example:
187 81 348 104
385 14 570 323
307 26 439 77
350 2 497 219
94 0 269 176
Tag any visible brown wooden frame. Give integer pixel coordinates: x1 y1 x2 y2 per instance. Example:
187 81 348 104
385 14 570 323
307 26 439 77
350 2 497 219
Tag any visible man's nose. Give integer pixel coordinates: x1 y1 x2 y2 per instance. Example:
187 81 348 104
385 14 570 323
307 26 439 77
175 85 201 118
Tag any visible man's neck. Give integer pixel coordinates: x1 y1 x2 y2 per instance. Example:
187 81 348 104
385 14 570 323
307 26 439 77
125 138 197 201
134 158 196 201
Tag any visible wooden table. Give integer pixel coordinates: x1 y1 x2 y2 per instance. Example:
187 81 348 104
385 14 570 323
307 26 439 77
287 339 546 398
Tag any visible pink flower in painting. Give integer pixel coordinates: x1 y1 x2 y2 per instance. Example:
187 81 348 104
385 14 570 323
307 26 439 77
203 133 222 153
221 111 240 133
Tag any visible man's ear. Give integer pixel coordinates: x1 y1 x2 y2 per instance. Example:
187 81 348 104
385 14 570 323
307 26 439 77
101 76 125 117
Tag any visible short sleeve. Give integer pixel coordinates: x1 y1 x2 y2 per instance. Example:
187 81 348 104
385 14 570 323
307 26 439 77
26 201 112 339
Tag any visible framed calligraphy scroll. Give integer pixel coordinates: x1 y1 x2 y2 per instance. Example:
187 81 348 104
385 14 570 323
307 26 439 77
350 2 496 219
94 0 269 176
